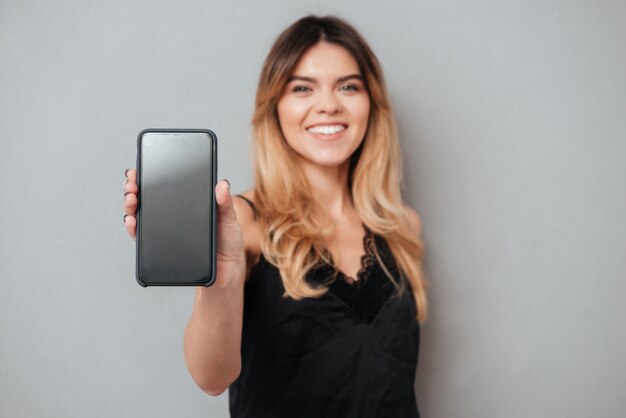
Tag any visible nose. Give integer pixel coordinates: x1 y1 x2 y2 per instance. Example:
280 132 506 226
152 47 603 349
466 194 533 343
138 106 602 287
314 89 342 114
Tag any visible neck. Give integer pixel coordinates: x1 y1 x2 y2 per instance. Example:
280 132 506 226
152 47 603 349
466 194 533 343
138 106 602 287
301 159 353 220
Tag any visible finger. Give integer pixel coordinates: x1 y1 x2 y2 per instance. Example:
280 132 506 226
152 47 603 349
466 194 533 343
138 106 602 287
124 168 137 182
215 180 238 225
123 214 137 240
123 179 138 194
124 192 137 215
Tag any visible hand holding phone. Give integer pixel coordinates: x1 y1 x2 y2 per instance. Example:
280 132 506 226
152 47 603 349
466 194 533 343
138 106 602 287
135 129 218 286
123 170 245 290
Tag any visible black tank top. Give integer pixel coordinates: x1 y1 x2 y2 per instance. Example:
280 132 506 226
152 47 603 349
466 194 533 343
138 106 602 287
229 196 420 417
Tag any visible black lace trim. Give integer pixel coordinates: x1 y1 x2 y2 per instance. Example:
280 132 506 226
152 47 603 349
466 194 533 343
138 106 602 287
336 227 376 285
325 227 376 286
328 231 399 323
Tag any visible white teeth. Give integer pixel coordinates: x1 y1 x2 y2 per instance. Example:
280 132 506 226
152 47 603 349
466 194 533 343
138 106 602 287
307 125 346 135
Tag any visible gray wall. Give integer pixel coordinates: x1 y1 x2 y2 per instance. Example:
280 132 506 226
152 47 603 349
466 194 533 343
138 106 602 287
1 1 624 417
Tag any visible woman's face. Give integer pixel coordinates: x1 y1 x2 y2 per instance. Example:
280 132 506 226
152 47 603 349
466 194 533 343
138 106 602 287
277 41 371 169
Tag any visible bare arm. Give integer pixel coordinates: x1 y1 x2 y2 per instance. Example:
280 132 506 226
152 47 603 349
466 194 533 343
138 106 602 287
182 182 250 396
183 276 244 396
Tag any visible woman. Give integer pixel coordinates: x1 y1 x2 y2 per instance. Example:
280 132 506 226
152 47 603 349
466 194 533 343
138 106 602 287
123 15 427 418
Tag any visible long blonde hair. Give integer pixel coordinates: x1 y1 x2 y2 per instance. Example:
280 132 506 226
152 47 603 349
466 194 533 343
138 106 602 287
251 15 427 322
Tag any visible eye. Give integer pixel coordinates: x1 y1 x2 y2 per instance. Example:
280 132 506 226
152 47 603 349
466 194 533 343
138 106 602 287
340 83 360 92
292 85 312 93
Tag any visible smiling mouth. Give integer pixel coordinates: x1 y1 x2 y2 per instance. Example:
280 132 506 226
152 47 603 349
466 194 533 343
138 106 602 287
306 124 347 135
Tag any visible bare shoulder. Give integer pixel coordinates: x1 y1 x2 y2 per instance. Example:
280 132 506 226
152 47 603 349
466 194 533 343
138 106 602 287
232 189 262 269
402 205 422 237
232 189 257 225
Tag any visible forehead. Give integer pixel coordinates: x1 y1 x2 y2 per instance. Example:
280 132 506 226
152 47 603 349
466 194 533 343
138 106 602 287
291 41 360 77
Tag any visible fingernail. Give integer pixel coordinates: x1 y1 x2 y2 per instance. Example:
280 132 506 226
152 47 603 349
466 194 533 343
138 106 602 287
223 179 231 192
123 214 128 223
123 179 128 188
124 192 130 199
124 168 130 178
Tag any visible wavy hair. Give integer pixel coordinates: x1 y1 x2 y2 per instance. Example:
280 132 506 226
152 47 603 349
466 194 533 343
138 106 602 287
251 15 427 322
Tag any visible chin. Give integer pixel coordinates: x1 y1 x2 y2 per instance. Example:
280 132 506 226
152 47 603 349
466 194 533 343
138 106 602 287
303 154 352 168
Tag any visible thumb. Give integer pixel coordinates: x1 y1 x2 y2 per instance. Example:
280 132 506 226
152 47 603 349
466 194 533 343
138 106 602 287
215 179 238 225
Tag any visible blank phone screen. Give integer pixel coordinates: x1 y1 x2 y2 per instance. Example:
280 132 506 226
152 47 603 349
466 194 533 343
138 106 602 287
137 131 215 286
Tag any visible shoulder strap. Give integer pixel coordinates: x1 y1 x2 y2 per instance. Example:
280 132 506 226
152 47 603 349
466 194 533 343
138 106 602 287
234 194 259 219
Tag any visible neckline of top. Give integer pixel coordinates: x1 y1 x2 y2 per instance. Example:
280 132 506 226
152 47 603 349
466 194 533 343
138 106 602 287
247 226 379 286
324 226 375 285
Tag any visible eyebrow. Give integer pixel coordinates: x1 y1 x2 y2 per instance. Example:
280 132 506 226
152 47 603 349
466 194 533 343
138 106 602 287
287 74 363 83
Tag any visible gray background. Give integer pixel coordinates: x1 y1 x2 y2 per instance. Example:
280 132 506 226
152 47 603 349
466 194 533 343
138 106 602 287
1 0 624 417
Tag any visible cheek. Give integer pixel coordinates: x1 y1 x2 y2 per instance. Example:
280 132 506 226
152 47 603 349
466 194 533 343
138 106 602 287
277 99 308 151
351 98 371 131
360 97 371 120
278 97 309 131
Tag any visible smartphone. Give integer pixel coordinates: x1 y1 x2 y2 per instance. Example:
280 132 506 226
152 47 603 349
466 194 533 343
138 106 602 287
135 129 217 287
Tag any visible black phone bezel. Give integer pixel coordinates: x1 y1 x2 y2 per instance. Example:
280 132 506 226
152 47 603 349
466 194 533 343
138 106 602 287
135 128 217 287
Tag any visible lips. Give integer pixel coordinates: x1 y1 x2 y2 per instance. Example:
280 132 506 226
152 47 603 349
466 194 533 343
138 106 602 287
306 124 348 135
